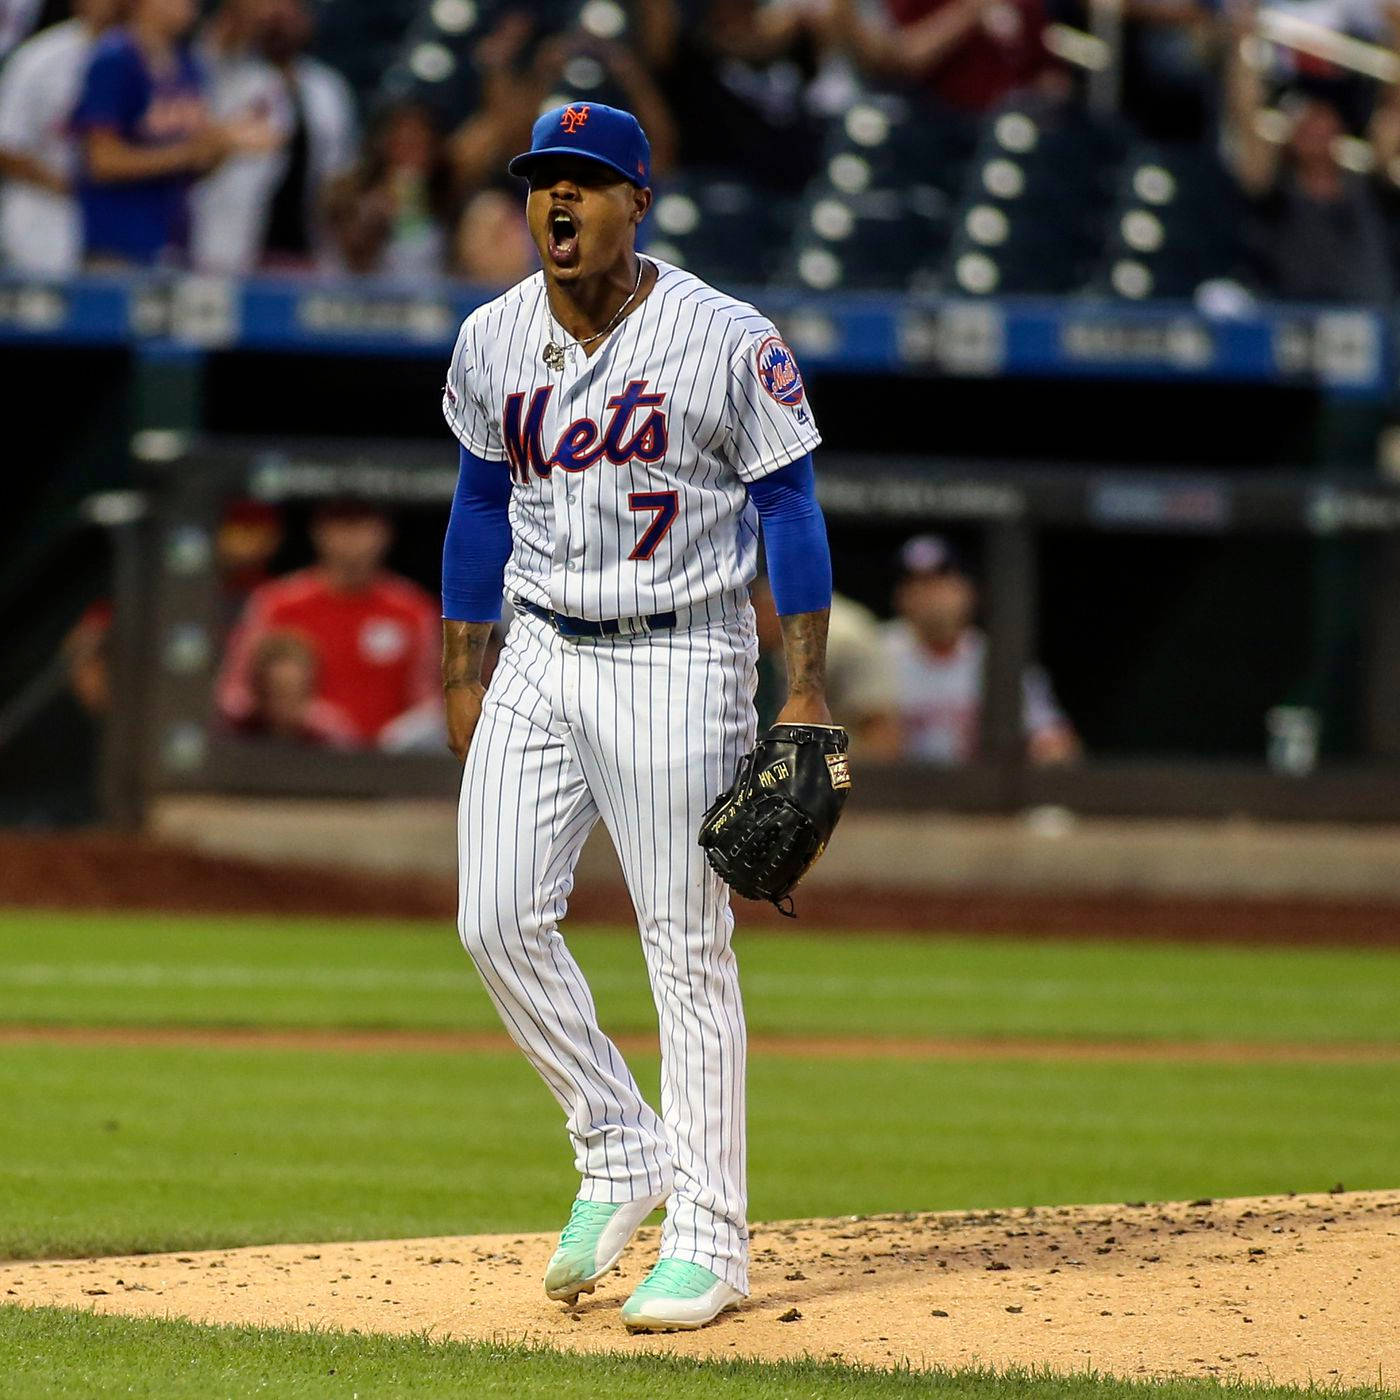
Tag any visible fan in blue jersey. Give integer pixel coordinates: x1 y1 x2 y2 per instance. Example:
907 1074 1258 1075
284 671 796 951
72 0 274 266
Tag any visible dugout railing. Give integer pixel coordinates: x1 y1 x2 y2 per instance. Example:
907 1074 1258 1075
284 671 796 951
97 437 1400 828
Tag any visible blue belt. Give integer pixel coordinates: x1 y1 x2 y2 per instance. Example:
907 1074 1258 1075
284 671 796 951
514 596 678 638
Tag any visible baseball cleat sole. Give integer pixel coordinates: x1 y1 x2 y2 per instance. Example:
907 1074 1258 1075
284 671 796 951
544 1193 666 1303
621 1297 741 1332
550 1280 596 1306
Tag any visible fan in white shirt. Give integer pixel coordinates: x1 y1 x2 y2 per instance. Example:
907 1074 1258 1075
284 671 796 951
0 0 120 274
883 533 1081 765
189 0 356 274
0 0 44 62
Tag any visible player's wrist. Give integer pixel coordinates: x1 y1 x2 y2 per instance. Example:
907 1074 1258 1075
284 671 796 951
776 691 832 727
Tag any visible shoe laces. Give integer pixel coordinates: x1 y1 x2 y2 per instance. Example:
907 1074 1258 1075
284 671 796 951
631 1258 721 1298
558 1200 615 1248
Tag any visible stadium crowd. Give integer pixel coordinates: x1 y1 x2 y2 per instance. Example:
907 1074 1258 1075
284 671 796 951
2 0 1400 299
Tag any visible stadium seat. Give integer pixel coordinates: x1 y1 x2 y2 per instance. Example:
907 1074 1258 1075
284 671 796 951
1089 144 1250 301
644 172 795 286
368 0 498 122
938 97 1128 296
373 0 643 125
773 91 970 291
783 182 951 291
819 91 976 199
312 0 429 106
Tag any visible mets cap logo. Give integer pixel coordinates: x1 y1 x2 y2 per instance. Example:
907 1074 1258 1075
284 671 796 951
756 335 804 406
560 104 590 133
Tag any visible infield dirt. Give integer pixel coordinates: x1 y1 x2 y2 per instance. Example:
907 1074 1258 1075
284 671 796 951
3 1192 1395 1387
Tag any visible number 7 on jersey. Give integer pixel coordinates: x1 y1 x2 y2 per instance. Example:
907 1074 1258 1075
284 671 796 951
627 490 678 561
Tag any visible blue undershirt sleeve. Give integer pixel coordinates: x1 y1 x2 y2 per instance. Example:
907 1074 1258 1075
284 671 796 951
442 444 513 623
745 453 833 616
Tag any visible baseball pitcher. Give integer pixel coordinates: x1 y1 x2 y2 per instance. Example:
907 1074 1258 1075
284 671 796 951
440 101 848 1332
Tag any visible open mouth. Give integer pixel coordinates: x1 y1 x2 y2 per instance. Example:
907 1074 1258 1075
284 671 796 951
547 206 580 266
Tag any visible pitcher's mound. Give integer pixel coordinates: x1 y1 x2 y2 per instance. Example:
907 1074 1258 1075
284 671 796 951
3 1192 1396 1385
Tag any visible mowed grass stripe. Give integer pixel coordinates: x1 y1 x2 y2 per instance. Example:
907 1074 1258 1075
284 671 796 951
4 1308 1392 1400
5 1023 1400 1063
3 1042 1396 1260
1 911 1398 1046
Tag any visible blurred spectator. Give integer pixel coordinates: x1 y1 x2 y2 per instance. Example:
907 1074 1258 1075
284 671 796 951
1265 0 1387 36
217 500 441 750
71 0 276 267
443 9 540 199
1118 0 1221 141
1225 2 1400 301
191 0 357 274
62 596 113 716
215 498 283 632
447 11 677 197
50 500 280 730
231 630 359 745
322 100 452 277
1256 0 1390 135
451 186 534 285
0 0 120 275
753 576 902 757
639 0 824 192
882 534 1079 765
831 0 1064 114
0 0 44 60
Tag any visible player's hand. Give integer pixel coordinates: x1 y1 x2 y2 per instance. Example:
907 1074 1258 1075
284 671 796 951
445 681 487 762
775 691 833 727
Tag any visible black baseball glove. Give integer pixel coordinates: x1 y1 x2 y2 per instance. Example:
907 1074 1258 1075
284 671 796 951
697 723 852 915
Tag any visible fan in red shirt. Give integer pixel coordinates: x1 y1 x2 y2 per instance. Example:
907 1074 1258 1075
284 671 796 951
833 0 1057 114
217 500 441 749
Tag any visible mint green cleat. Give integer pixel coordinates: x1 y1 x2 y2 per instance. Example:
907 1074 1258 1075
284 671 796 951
543 1194 665 1304
620 1259 744 1332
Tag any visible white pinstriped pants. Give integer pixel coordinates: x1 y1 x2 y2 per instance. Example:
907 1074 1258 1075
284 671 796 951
456 606 759 1293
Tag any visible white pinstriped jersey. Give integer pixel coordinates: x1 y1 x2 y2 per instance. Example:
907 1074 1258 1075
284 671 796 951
442 256 821 621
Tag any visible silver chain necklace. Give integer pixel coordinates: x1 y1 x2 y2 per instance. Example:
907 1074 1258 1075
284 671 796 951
542 259 645 372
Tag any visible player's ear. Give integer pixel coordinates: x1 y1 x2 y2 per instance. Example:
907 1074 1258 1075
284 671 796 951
632 185 652 225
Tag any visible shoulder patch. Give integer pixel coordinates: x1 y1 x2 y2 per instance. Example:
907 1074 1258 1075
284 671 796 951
756 335 804 407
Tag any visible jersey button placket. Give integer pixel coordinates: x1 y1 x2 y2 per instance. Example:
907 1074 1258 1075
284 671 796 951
555 359 592 614
540 384 571 611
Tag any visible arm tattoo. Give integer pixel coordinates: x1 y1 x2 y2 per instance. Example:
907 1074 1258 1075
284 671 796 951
778 608 829 698
442 620 493 690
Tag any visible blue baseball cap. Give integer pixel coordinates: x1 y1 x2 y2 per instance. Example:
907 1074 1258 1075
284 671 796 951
508 102 651 188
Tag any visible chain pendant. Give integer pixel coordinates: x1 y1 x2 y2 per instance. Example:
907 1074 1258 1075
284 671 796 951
542 342 566 371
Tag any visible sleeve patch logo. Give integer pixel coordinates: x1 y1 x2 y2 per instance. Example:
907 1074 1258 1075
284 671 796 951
756 336 805 406
825 752 851 790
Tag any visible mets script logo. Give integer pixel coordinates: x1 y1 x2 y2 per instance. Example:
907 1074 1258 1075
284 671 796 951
502 379 668 482
560 105 590 133
756 336 804 406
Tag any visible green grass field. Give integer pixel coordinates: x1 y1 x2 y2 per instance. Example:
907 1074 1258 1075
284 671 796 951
4 1308 1394 1400
4 909 1400 1043
2 908 1397 1398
